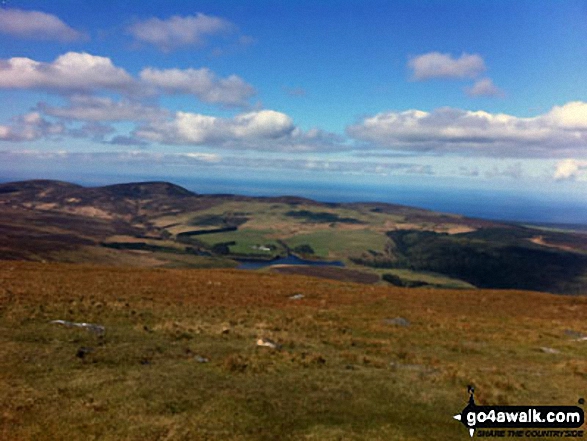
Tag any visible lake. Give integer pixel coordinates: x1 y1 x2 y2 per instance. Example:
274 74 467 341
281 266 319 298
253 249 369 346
237 254 344 270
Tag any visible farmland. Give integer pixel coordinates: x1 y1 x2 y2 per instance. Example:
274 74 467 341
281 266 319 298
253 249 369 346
2 180 587 293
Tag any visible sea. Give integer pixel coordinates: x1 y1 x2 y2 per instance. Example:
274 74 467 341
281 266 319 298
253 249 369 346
170 176 587 227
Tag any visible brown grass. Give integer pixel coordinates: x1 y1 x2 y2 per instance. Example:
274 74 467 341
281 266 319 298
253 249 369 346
1 261 586 440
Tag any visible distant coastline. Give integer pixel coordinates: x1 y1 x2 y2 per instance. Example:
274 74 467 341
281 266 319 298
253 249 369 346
1 174 585 227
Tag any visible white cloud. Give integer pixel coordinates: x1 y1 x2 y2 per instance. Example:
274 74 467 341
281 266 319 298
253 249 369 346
545 101 587 130
466 78 504 97
134 110 346 152
127 13 234 51
0 8 86 41
0 52 257 109
553 159 587 181
140 67 255 107
0 112 65 142
0 52 134 94
408 52 486 80
347 102 587 157
37 96 167 122
0 53 254 107
135 110 295 145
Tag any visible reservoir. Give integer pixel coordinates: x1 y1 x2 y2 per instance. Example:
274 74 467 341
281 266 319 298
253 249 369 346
237 254 344 270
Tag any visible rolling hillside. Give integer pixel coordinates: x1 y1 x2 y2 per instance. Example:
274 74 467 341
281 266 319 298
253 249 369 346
1 261 587 440
0 179 586 294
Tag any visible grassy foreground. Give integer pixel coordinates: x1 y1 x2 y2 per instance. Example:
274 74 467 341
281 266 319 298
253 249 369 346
1 262 586 440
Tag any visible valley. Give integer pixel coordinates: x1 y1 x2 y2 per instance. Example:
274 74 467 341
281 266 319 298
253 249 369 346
1 180 586 294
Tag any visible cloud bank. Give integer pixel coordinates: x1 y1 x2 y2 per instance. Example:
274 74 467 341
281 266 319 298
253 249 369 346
347 102 587 157
0 112 65 142
133 109 347 152
135 110 295 146
0 52 255 107
0 53 134 94
140 68 255 107
37 96 168 122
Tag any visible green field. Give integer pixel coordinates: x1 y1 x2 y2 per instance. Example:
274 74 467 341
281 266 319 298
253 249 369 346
196 228 287 257
373 268 476 289
284 229 387 260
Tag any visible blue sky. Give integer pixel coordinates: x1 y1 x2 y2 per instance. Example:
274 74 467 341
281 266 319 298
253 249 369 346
1 0 587 218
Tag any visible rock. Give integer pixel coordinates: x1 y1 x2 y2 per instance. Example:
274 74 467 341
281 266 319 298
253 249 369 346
194 355 209 363
289 293 304 300
383 317 410 327
50 320 105 336
256 337 281 350
76 347 94 359
81 323 106 336
540 347 560 354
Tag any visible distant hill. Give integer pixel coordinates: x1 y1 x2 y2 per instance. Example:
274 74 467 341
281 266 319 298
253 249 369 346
0 179 586 294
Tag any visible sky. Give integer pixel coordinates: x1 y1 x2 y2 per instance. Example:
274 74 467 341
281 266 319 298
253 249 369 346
0 0 587 221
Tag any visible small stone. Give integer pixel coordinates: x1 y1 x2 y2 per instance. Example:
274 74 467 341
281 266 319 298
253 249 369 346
289 294 304 300
256 337 281 350
76 347 93 359
194 355 209 363
540 347 560 354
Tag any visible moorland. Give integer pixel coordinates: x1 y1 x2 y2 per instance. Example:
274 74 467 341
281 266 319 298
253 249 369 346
2 262 587 440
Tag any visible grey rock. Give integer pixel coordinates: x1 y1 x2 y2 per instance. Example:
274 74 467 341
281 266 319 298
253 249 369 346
194 355 209 363
50 319 105 336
